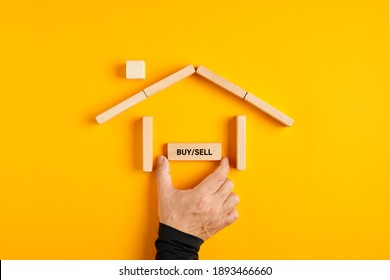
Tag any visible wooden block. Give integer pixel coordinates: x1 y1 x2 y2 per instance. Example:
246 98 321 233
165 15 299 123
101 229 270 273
244 92 294 127
236 115 246 170
142 116 153 172
167 143 222 161
96 91 147 124
126 60 145 79
143 65 195 97
196 65 247 99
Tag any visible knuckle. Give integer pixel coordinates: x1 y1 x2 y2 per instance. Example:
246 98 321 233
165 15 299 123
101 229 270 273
225 178 234 189
195 195 205 207
214 170 226 184
225 210 239 225
233 209 239 219
231 215 239 224
207 207 217 216
195 194 211 210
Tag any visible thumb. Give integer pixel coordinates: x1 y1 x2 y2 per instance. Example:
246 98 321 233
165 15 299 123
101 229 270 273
155 155 173 193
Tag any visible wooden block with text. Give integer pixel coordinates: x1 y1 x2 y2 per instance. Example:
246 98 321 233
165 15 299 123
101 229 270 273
167 143 222 161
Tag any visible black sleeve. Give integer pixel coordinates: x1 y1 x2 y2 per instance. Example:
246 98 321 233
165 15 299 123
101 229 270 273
155 223 204 260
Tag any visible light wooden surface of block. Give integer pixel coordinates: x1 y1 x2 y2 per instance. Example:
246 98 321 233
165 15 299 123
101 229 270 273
236 115 246 170
143 65 195 97
167 143 222 161
244 92 294 127
96 91 147 124
196 65 247 99
142 116 153 172
126 60 145 79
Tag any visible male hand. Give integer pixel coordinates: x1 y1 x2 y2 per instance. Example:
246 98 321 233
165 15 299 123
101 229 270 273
155 156 239 241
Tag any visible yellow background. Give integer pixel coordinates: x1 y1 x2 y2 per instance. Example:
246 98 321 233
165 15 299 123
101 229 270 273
0 0 389 259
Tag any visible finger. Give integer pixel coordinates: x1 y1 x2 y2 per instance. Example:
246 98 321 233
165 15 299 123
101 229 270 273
213 178 234 203
222 192 240 214
195 157 230 194
225 208 239 225
155 155 173 194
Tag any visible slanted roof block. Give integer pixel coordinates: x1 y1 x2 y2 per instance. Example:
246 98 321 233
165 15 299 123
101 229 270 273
143 65 195 97
95 64 294 126
244 93 294 127
196 65 247 99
